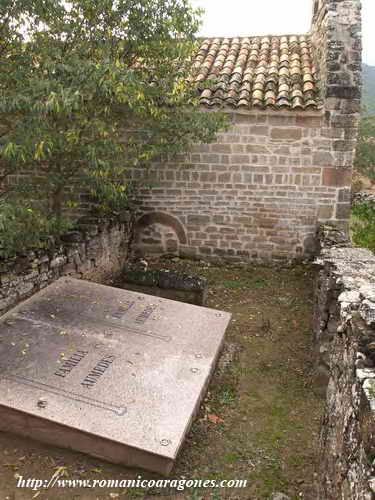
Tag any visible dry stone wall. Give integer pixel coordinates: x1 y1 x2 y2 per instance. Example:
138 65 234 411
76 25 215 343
353 191 375 207
314 223 375 499
0 215 132 317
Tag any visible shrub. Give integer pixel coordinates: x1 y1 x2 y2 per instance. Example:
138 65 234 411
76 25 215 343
350 202 375 253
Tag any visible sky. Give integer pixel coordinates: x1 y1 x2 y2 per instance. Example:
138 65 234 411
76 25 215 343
190 0 374 66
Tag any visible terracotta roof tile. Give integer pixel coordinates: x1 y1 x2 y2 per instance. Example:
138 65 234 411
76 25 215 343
194 35 321 111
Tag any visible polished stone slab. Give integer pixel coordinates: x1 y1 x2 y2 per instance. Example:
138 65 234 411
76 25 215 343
0 277 231 475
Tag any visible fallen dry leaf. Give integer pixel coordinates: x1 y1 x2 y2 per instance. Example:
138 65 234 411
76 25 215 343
207 414 223 424
91 467 103 474
3 463 19 470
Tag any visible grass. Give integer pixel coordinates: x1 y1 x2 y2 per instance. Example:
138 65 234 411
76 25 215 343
217 389 236 406
351 202 375 253
167 261 321 499
222 278 267 289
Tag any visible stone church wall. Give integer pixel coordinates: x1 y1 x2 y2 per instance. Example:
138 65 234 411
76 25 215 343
133 0 362 262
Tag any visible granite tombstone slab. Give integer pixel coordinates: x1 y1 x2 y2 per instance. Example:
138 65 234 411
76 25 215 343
0 277 230 475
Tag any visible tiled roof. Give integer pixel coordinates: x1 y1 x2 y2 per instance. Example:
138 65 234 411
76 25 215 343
193 35 321 111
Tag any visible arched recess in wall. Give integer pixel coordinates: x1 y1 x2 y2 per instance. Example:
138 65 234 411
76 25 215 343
134 212 188 256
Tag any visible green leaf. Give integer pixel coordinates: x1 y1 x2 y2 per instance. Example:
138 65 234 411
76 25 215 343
0 0 227 257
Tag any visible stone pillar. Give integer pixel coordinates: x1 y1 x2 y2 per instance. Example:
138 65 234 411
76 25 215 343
311 0 362 227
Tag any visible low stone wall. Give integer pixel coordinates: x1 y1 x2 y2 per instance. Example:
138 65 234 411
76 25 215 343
352 190 375 207
0 215 132 317
121 265 207 305
314 223 375 499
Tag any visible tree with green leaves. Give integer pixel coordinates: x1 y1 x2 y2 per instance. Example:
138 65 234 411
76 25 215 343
354 115 375 184
0 0 227 258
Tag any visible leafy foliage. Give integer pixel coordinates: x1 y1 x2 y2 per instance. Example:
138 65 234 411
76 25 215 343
0 199 73 258
362 64 375 115
351 202 375 253
354 115 375 183
0 0 227 257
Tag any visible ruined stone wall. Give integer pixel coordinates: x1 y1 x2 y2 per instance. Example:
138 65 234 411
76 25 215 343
311 0 362 103
0 215 132 317
310 0 362 209
314 223 375 499
353 191 375 207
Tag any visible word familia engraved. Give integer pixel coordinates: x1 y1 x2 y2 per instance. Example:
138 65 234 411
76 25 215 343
54 350 88 378
54 350 115 389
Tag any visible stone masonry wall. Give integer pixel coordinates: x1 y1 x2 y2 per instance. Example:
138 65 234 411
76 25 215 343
0 215 132 317
314 223 375 499
310 0 362 200
311 0 362 104
131 0 362 262
133 108 354 262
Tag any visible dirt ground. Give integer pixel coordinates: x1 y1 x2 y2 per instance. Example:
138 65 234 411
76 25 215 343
0 259 323 500
352 170 375 192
